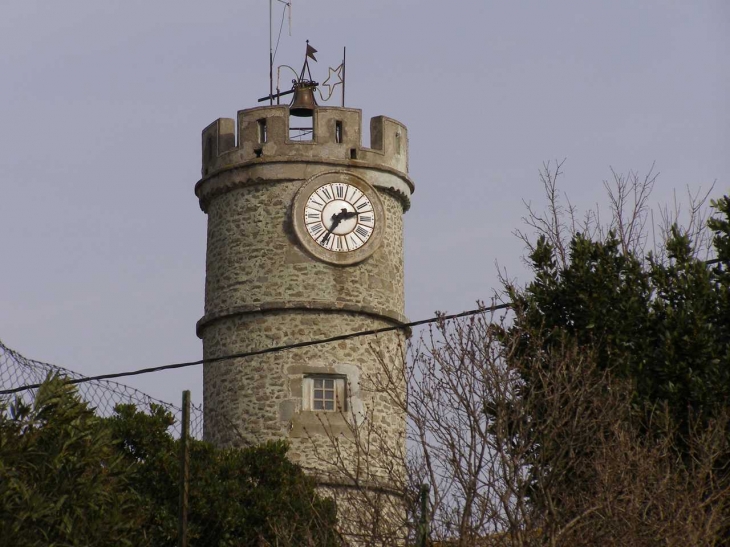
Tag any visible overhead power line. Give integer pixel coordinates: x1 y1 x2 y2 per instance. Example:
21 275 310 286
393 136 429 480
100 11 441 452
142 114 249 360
1 255 722 397
0 303 512 396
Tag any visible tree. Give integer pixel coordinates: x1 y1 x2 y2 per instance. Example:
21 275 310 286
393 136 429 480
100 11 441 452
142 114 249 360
502 169 730 543
508 166 730 442
107 402 339 546
0 376 339 546
0 377 146 546
322 171 730 545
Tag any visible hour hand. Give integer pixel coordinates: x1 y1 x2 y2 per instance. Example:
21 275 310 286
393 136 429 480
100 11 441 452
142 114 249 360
327 215 343 233
321 215 341 245
341 210 358 220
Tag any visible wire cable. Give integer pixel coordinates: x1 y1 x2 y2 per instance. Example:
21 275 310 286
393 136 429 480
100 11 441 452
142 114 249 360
0 303 512 396
1 255 722 397
272 1 289 65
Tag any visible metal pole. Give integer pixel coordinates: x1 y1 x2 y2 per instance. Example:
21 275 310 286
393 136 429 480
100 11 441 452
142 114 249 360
269 0 273 105
178 390 191 547
342 46 346 107
417 483 430 547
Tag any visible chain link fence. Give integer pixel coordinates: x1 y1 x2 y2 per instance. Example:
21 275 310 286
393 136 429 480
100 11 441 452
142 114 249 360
0 338 345 546
0 338 204 439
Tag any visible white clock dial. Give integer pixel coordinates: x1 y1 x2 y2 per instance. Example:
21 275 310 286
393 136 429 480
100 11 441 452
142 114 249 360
303 182 376 252
292 172 385 266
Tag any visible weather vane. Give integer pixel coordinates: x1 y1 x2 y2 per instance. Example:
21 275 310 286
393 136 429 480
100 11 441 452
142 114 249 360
258 1 347 111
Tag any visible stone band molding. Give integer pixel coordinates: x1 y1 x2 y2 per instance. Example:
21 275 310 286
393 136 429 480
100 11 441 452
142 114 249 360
195 159 414 212
308 474 407 499
196 301 409 338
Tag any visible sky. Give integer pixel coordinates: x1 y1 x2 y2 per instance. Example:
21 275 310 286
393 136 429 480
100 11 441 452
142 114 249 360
1 0 728 407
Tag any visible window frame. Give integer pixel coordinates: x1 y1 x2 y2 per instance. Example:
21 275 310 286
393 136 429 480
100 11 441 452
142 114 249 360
257 118 268 143
302 374 347 412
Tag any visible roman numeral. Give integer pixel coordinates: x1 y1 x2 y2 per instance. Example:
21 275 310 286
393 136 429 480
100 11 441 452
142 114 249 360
359 215 372 223
320 187 332 200
348 187 362 203
307 213 320 220
310 223 324 235
356 226 370 238
357 201 370 210
336 184 344 198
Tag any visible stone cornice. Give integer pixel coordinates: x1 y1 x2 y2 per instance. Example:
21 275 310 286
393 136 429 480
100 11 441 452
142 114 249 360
194 158 414 212
303 470 407 499
196 301 409 338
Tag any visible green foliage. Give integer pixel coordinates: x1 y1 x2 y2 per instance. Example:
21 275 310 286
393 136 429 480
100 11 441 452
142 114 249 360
107 404 339 546
510 195 730 437
0 377 339 546
0 376 145 546
500 194 730 543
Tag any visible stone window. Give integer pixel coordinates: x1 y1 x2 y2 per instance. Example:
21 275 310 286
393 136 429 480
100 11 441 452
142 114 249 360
257 118 267 143
303 375 346 412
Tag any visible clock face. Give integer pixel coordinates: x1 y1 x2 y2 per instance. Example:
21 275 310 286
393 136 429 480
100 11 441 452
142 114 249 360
304 182 376 252
292 172 385 266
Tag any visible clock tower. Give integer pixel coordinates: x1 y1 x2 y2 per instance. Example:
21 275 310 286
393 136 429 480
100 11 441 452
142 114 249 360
195 101 412 539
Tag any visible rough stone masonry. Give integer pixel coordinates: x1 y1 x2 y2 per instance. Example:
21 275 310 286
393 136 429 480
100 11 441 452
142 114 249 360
195 104 414 541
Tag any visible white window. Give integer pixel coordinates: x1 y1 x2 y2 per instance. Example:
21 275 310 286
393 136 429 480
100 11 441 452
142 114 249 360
303 375 346 412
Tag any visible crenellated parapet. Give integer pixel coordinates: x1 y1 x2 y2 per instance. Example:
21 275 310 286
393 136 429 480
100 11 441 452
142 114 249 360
198 106 412 206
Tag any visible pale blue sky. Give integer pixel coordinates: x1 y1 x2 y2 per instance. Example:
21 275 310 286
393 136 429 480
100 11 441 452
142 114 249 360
1 0 727 406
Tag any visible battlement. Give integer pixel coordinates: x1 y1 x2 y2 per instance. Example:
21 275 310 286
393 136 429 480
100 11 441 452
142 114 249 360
201 106 409 178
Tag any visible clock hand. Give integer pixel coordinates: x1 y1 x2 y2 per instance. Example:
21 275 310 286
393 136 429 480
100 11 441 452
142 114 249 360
320 207 358 245
329 212 345 232
321 212 343 244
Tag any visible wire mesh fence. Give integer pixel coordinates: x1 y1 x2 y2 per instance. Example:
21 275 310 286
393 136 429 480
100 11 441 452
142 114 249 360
0 338 204 439
0 338 352 546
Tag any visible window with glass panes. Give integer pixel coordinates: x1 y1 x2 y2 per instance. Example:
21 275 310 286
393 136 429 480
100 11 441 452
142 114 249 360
313 377 336 410
303 375 346 412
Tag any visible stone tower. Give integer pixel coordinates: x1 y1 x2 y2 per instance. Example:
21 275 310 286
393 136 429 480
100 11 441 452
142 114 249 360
195 104 412 537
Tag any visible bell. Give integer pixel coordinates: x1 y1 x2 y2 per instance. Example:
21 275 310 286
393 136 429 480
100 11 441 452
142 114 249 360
289 83 318 117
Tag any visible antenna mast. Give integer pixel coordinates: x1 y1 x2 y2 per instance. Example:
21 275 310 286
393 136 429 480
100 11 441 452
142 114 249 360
269 0 274 105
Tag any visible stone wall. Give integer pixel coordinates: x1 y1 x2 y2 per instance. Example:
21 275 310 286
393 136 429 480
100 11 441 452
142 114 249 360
198 178 406 332
196 105 412 542
202 310 406 478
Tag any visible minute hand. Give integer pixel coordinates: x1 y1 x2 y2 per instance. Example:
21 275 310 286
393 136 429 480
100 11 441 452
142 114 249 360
320 213 343 244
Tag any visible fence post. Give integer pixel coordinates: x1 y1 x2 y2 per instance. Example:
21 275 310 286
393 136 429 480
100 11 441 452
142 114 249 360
417 483 430 547
178 390 191 547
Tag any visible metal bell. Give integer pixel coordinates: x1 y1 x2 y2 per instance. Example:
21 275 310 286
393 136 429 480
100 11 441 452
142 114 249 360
289 82 318 117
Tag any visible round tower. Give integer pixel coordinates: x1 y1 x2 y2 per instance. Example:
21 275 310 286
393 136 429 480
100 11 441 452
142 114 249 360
195 104 413 535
